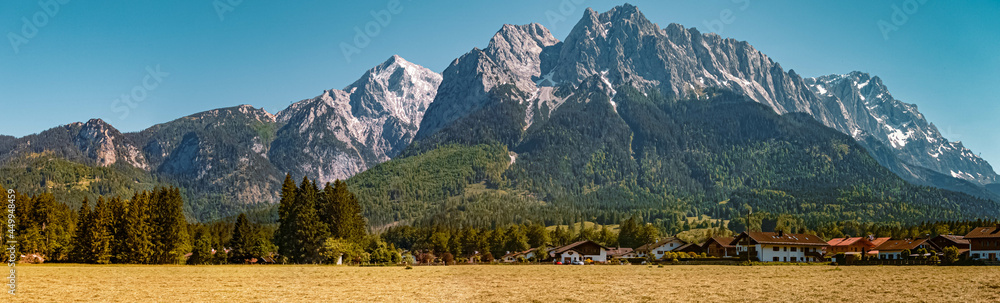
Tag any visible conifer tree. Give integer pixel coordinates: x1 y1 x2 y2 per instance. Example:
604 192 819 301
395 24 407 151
332 180 365 240
90 197 113 264
292 177 328 263
229 213 258 263
188 226 213 265
320 182 340 239
150 188 189 264
276 174 298 260
108 196 128 263
121 192 153 264
69 198 92 263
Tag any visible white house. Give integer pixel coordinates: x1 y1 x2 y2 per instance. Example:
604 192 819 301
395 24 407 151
873 238 936 260
731 231 827 262
501 248 542 263
550 240 609 263
636 237 687 259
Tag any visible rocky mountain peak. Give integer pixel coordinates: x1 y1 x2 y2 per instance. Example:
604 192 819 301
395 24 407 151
805 71 996 185
346 55 442 126
271 55 441 184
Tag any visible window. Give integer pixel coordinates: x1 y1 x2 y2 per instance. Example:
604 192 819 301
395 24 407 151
773 246 779 252
790 247 797 252
783 247 787 252
783 257 787 262
773 257 779 262
790 257 797 262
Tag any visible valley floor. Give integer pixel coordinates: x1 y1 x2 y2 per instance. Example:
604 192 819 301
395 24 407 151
9 264 1000 302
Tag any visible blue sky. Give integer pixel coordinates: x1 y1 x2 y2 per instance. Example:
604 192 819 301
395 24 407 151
1 0 998 165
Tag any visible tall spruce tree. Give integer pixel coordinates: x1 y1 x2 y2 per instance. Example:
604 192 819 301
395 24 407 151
90 197 113 264
108 196 128 263
276 174 298 261
229 213 257 263
320 182 341 239
121 192 153 264
332 180 365 240
69 198 92 263
150 188 189 264
292 177 328 263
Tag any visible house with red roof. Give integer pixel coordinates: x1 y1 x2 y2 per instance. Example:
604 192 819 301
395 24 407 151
827 237 875 255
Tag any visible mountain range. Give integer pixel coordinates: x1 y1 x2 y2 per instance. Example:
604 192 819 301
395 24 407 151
1 4 996 225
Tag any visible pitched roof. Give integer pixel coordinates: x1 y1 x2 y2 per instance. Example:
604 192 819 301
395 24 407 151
874 238 929 251
636 237 686 252
502 248 540 259
870 237 891 247
675 243 703 253
606 247 634 257
702 237 736 248
827 237 864 246
731 232 828 246
964 226 1000 239
551 240 609 255
934 234 969 245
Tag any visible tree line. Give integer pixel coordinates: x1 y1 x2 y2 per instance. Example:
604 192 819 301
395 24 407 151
5 178 1000 265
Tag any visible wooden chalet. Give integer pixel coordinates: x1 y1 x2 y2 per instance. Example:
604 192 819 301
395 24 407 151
964 225 1000 261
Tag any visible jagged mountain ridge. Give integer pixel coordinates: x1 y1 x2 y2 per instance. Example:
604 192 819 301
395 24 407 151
272 55 442 185
2 4 996 223
0 118 149 169
0 55 441 221
413 4 996 193
805 72 996 185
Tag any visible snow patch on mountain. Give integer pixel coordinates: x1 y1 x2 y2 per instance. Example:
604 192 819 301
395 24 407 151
273 55 442 184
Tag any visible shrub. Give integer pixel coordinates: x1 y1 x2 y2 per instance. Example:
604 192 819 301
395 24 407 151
942 246 960 265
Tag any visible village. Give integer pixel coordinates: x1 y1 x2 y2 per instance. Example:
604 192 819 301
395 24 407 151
488 224 1000 266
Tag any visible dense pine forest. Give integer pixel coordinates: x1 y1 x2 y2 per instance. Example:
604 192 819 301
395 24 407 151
6 179 999 265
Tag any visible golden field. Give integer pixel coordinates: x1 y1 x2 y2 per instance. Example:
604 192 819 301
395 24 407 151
7 264 1000 302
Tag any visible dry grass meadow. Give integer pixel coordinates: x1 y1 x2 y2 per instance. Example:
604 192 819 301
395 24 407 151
8 264 1000 302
